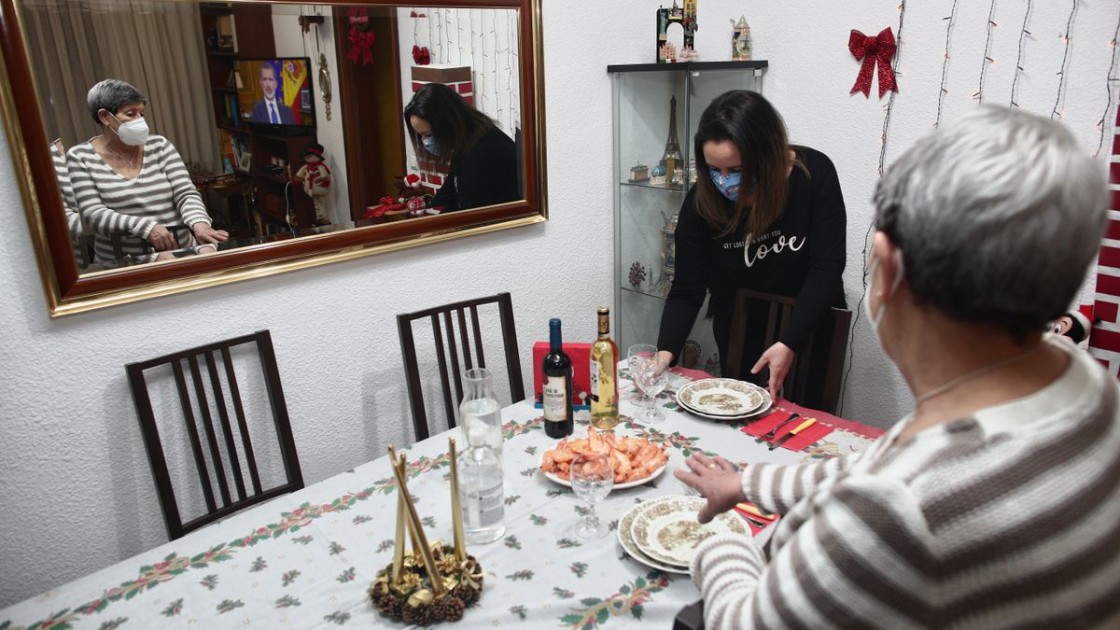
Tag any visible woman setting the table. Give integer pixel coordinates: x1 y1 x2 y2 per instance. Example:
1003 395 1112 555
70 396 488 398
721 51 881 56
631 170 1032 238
655 90 847 401
676 106 1120 628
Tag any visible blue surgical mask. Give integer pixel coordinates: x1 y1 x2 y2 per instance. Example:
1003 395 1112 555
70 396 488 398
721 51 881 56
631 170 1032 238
421 135 441 156
709 167 743 201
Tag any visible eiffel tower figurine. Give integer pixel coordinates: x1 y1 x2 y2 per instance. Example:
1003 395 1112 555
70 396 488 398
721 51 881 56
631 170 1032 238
659 95 683 187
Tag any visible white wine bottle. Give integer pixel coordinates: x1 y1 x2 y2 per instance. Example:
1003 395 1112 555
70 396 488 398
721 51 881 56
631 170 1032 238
590 306 619 429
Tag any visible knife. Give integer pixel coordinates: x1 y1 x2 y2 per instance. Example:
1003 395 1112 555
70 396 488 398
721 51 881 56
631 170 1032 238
735 502 777 520
769 418 816 451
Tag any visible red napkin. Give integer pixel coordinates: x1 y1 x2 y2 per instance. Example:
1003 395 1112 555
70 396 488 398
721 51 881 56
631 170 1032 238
741 409 834 452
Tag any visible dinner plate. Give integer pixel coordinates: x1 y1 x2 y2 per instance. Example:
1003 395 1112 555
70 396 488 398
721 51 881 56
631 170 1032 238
677 398 773 423
540 457 667 490
630 495 749 567
617 501 689 574
676 379 768 417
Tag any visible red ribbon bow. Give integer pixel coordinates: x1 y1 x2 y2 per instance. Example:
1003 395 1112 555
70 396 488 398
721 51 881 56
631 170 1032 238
348 28 375 65
849 27 898 99
412 45 431 65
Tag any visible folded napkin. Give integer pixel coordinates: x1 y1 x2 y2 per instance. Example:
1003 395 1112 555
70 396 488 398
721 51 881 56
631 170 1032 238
741 409 835 452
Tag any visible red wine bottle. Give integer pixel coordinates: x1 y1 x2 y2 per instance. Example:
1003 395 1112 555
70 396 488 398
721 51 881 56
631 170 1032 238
542 318 574 438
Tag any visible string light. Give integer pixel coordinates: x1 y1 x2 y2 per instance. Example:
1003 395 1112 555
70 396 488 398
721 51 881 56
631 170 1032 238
1051 0 1078 120
975 1 998 102
1093 11 1120 158
1009 0 1033 108
840 0 907 416
935 0 960 127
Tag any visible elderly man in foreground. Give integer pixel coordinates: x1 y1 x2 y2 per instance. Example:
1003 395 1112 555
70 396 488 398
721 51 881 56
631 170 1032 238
676 106 1119 629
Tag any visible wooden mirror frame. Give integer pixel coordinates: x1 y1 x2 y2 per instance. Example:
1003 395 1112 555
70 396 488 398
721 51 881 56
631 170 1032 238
0 0 546 317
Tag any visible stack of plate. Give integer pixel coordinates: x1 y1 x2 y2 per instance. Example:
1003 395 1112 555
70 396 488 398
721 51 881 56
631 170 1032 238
675 378 771 421
617 495 749 574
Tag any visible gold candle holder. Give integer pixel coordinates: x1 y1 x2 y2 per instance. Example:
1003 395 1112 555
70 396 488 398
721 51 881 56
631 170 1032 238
370 444 483 624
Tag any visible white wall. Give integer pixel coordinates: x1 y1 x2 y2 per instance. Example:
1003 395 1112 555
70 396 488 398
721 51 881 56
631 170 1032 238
1 0 1117 607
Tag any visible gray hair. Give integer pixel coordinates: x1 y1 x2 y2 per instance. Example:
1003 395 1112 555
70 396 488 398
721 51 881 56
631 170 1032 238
86 79 146 125
874 105 1107 337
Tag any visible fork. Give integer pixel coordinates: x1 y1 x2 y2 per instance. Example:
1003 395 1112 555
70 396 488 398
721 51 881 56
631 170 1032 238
761 412 800 441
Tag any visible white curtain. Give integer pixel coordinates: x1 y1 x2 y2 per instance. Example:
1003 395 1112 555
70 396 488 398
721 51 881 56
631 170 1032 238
20 0 221 171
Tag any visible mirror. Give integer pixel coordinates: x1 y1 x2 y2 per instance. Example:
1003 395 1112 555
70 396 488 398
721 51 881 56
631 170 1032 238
0 0 546 316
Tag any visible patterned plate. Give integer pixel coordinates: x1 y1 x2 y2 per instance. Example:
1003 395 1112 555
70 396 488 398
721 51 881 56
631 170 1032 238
631 495 748 567
676 379 770 420
616 502 689 575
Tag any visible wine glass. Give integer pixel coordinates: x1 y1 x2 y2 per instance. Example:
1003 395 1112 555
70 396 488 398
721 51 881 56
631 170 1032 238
627 343 658 406
570 451 614 539
633 351 669 424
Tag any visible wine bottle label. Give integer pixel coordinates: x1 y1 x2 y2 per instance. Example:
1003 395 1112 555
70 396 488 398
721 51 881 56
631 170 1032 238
542 375 568 421
590 361 600 402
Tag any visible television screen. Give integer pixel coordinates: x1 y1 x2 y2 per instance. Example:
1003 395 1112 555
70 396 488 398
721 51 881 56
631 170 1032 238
233 57 315 131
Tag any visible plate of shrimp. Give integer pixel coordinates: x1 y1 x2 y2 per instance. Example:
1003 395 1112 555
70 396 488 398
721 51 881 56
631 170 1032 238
539 426 669 489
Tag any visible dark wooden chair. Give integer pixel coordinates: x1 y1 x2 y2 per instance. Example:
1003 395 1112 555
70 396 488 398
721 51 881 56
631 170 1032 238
673 600 705 630
126 330 303 540
397 292 525 441
724 289 853 414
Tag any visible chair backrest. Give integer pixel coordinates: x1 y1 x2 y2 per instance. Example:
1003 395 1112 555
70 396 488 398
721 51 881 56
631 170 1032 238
724 289 852 413
126 330 303 540
397 292 525 441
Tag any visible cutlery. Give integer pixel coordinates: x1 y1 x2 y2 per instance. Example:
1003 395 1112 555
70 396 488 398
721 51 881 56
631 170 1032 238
735 502 777 520
769 418 816 451
761 412 800 440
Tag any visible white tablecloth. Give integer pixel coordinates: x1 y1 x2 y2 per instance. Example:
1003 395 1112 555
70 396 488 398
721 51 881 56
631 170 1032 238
1 372 878 628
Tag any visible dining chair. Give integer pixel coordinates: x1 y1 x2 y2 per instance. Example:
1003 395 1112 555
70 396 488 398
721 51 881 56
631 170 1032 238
724 289 853 414
126 329 303 541
397 292 525 441
673 600 705 630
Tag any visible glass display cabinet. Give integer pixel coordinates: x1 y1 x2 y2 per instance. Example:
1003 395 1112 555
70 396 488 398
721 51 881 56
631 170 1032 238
608 60 767 375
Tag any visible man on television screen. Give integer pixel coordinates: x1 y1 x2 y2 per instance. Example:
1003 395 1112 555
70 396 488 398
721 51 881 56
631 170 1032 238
251 63 295 124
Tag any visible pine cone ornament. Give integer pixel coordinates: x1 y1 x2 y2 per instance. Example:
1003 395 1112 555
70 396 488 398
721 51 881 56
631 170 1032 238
436 595 467 621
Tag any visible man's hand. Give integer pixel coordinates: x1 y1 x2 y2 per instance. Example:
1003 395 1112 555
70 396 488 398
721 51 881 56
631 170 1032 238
192 223 230 244
147 224 177 251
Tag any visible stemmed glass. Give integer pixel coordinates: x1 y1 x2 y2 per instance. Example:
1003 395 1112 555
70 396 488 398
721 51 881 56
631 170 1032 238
570 451 614 539
626 343 658 406
633 350 669 424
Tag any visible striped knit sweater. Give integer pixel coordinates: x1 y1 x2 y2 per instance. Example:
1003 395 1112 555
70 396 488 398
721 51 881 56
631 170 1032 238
690 335 1120 629
67 135 210 264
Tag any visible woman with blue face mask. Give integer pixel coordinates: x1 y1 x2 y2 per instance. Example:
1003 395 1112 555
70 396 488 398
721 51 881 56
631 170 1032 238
655 90 847 405
404 83 519 213
65 79 228 267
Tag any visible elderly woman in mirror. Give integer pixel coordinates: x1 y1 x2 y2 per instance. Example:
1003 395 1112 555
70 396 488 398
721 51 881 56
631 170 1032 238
404 83 519 212
65 79 228 266
675 106 1119 628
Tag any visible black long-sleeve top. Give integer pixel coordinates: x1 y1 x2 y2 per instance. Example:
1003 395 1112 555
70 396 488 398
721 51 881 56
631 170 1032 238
430 126 519 212
656 146 847 372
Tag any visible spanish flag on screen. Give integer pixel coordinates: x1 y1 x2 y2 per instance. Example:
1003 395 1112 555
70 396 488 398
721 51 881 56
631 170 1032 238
281 60 309 124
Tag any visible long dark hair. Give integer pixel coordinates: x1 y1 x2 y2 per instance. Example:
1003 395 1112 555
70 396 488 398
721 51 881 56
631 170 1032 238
693 90 803 241
404 83 494 168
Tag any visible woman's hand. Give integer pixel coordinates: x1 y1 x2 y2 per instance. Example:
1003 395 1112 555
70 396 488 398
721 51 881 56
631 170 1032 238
147 224 177 251
751 341 794 401
192 223 230 244
673 453 745 523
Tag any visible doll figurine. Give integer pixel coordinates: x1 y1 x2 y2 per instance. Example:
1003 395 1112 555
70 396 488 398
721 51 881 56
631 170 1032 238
1049 309 1092 349
292 143 333 225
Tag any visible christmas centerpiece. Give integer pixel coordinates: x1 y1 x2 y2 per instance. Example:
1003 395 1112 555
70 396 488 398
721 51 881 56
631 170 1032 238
368 440 483 625
365 174 438 222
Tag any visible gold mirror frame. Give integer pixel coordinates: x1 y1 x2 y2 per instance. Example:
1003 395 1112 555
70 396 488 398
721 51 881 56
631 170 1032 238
0 0 546 317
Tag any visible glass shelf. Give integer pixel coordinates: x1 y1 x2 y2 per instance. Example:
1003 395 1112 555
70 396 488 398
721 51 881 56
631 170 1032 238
620 181 686 192
621 284 667 300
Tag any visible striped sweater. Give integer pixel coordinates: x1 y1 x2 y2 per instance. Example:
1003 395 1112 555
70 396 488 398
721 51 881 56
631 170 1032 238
67 135 210 265
691 335 1120 629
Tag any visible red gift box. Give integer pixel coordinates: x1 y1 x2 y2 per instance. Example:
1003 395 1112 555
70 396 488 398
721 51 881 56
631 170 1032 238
532 341 591 410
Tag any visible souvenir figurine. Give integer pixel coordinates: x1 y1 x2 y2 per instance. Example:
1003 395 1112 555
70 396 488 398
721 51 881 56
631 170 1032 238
731 15 752 61
292 143 333 225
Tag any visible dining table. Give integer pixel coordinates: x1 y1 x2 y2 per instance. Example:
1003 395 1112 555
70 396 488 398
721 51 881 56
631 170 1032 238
0 368 884 629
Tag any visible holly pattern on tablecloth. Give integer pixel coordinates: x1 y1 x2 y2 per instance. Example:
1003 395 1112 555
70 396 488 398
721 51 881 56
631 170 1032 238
216 599 243 614
504 535 522 550
336 567 356 583
199 574 218 590
554 587 575 599
275 595 300 608
291 536 314 545
323 610 351 624
557 538 582 549
624 423 717 458
352 515 372 525
510 605 528 619
328 541 345 555
98 617 128 629
530 514 548 526
559 572 671 628
570 562 588 578
281 570 300 586
250 557 268 572
161 598 183 617
502 417 542 440
506 569 534 581
376 539 394 552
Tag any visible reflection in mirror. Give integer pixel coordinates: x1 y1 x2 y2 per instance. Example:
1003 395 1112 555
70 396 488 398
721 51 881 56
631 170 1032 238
16 1 525 275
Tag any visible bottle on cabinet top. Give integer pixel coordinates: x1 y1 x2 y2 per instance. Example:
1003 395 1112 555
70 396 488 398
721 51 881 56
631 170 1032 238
590 306 619 429
542 318 574 438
